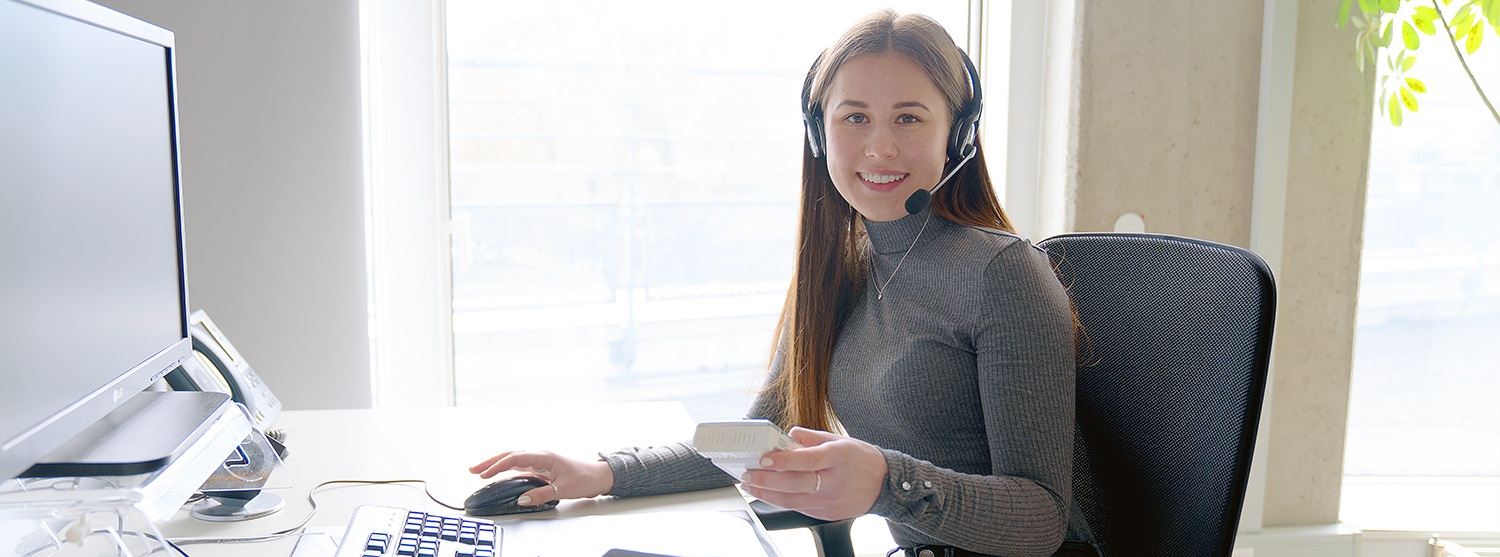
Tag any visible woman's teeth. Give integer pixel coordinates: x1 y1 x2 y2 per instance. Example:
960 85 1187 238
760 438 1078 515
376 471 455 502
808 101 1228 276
860 172 907 184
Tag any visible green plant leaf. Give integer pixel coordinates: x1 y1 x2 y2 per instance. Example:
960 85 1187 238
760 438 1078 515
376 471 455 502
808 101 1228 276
1382 74 1391 90
1402 54 1417 71
1453 10 1475 35
1456 19 1473 41
1403 21 1421 49
1383 19 1395 46
1468 21 1485 52
1360 0 1380 14
1380 90 1390 115
1454 3 1474 26
1400 86 1419 111
1382 0 1401 12
1390 93 1404 125
1406 77 1427 92
1337 0 1354 26
1486 0 1500 23
1414 7 1439 34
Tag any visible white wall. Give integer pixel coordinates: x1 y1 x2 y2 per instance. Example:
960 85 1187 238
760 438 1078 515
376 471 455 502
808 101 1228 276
94 0 372 410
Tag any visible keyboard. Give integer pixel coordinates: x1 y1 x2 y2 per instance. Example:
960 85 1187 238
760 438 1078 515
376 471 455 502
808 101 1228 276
334 504 499 557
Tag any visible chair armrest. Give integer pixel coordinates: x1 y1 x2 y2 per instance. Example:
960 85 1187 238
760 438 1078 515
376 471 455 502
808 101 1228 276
751 499 841 530
750 500 858 557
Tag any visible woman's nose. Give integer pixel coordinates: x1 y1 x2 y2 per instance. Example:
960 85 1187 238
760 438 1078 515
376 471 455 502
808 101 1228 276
865 126 898 159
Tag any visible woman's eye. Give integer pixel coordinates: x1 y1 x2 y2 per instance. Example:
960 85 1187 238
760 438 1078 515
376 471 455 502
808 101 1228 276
843 113 868 124
897 114 921 124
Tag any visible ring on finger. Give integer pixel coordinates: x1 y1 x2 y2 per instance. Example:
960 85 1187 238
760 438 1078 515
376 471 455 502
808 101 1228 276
811 472 821 494
551 483 560 500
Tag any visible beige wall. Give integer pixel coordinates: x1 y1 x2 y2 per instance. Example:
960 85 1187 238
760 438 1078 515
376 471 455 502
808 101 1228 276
1074 2 1265 245
1264 0 1373 526
1073 0 1374 526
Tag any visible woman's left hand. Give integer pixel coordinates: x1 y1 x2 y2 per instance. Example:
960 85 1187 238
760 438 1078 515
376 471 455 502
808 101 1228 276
739 427 888 521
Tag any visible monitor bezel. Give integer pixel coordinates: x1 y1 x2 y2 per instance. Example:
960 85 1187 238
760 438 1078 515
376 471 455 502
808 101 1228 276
0 0 193 481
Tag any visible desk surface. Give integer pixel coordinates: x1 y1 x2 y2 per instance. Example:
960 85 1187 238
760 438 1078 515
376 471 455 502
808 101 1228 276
157 403 768 556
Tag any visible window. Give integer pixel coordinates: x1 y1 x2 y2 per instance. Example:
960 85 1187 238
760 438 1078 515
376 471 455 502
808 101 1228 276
443 1 970 421
1341 32 1500 531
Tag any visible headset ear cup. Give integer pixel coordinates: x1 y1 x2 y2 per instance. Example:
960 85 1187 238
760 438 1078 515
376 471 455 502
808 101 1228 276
948 109 978 160
804 110 826 158
948 49 983 160
801 54 826 159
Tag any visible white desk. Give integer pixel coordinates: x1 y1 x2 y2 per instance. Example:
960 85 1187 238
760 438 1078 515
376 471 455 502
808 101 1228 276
155 402 775 557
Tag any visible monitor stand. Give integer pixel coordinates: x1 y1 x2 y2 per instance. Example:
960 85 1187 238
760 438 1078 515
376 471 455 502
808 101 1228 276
21 390 234 478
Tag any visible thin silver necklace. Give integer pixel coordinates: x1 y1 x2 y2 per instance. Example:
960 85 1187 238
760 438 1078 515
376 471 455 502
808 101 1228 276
872 211 932 300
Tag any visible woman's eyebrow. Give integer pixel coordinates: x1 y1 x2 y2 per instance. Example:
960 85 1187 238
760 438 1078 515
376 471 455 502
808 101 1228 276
833 100 931 111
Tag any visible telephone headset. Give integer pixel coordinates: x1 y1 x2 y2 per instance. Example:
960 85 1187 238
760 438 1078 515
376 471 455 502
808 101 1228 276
800 46 983 215
163 310 284 451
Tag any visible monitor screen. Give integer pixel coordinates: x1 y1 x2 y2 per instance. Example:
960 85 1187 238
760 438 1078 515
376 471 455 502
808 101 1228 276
0 0 192 480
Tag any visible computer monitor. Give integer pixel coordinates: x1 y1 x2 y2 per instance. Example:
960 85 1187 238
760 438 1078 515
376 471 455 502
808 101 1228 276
0 0 193 481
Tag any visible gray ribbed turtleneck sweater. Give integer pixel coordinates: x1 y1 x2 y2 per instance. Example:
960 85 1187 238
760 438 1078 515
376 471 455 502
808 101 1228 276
599 209 1088 557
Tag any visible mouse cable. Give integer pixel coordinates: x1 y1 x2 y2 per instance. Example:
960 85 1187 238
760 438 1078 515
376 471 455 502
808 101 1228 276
167 478 465 548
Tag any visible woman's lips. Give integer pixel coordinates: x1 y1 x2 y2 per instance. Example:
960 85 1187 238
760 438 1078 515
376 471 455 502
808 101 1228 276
859 172 908 192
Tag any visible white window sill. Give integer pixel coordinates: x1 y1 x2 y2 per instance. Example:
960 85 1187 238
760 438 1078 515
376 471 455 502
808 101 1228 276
1342 476 1500 533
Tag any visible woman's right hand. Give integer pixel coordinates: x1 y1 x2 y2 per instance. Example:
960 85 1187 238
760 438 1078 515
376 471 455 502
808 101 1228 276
468 450 615 506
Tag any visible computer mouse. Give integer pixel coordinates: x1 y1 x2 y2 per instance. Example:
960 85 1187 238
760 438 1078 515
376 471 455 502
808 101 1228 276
464 476 558 516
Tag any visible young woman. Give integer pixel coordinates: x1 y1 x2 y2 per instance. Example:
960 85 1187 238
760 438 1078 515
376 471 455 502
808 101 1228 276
471 10 1095 557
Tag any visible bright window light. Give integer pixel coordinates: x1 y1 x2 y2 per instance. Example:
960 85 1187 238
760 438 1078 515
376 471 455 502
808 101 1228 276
444 1 969 420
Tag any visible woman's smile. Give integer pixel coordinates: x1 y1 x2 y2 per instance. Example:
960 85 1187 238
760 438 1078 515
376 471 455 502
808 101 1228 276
859 171 909 192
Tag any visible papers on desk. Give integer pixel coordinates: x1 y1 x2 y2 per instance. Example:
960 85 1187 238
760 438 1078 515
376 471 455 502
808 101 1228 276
494 510 776 557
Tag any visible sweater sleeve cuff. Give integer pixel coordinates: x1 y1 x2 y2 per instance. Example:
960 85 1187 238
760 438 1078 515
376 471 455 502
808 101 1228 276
598 440 737 498
866 448 942 523
599 447 649 497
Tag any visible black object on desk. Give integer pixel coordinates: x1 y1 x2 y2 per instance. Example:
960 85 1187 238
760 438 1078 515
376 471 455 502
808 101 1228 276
603 550 684 557
465 476 558 516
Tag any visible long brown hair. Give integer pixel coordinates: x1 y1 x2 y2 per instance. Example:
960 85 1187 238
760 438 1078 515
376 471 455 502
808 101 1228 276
765 10 1013 433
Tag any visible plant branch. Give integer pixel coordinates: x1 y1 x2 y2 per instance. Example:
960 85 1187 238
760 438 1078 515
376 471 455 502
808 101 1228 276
1433 0 1500 126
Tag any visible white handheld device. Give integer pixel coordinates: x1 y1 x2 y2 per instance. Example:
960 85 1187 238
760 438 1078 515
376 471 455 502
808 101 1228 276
692 419 802 478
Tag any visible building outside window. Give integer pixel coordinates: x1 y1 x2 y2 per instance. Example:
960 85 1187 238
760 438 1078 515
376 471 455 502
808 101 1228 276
1341 27 1500 531
443 1 970 421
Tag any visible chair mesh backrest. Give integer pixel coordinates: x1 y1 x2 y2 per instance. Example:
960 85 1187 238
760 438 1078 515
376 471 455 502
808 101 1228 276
1037 233 1275 557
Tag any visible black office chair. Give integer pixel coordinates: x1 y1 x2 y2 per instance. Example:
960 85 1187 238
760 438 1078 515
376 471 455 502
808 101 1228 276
1041 232 1275 557
754 232 1275 557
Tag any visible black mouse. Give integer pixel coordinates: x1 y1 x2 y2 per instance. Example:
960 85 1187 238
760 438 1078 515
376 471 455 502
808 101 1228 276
464 476 558 516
